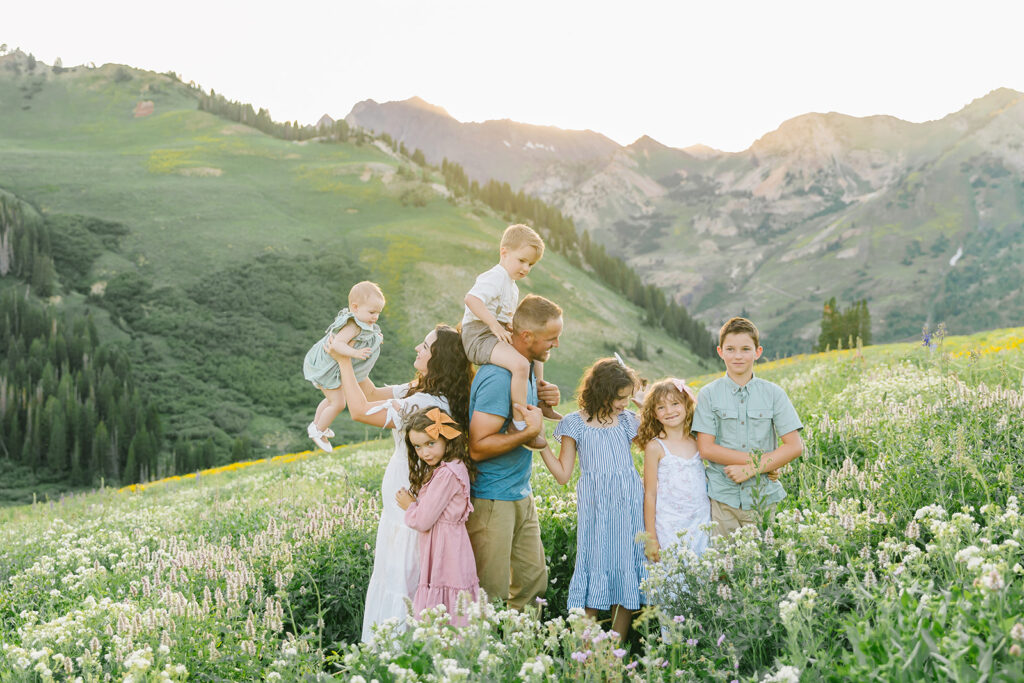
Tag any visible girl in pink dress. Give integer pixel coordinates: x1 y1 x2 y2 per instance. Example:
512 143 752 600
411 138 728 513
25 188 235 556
395 407 480 625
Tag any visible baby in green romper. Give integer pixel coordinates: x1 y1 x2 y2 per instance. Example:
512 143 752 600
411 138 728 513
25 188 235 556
303 281 385 452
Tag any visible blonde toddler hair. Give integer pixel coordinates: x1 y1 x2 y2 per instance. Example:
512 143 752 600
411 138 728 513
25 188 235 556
348 281 385 307
500 224 545 258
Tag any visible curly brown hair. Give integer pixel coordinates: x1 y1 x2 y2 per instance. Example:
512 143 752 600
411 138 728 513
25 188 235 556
635 379 696 449
408 324 474 425
577 358 639 425
403 407 475 496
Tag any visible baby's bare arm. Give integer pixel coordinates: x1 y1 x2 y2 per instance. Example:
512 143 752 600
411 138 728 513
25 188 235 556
327 320 371 359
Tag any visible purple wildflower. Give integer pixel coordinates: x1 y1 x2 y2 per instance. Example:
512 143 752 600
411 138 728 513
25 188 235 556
625 661 639 670
717 634 726 647
571 651 588 663
686 638 699 647
673 615 686 623
613 648 626 658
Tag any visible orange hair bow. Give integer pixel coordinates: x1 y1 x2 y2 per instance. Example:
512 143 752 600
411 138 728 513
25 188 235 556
425 407 462 440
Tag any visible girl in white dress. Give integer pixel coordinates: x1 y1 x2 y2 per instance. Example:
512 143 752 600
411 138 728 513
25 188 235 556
332 324 473 642
636 379 710 564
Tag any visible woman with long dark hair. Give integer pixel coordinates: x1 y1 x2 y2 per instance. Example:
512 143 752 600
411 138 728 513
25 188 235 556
332 324 473 641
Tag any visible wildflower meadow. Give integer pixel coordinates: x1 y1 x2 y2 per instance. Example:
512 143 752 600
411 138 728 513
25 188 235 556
1 327 1023 681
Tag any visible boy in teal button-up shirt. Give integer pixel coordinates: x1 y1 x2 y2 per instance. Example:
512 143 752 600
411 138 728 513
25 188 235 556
692 317 803 536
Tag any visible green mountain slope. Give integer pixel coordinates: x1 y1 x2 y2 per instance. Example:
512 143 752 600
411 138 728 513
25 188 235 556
348 90 1024 355
0 52 707 459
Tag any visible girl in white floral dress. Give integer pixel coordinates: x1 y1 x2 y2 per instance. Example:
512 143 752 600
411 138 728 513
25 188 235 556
637 379 710 564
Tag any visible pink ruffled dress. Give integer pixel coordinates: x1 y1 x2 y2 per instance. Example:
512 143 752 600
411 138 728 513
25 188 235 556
404 460 479 625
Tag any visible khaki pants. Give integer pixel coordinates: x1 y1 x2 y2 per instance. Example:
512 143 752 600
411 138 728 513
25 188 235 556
711 499 776 538
467 496 548 610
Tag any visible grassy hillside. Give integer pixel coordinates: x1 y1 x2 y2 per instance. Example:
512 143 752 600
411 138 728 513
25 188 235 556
0 55 707 462
0 327 1020 680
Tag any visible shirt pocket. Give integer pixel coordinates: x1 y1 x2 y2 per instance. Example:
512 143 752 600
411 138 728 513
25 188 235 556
748 404 775 449
714 407 740 445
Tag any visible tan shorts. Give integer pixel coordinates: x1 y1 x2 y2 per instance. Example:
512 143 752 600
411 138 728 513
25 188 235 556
466 496 548 610
462 320 503 366
710 499 776 537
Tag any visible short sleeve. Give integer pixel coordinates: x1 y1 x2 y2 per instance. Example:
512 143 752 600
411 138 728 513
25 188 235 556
392 383 412 399
466 268 503 310
326 309 355 335
691 385 717 436
472 369 512 420
771 386 803 436
620 410 639 440
553 413 583 443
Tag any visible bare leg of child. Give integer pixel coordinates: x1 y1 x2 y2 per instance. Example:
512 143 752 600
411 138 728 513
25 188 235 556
489 341 547 450
584 606 632 642
533 361 562 420
308 387 346 452
609 605 633 643
312 398 336 437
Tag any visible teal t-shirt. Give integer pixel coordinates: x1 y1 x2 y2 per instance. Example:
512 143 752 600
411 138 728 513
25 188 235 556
469 364 538 501
691 374 803 510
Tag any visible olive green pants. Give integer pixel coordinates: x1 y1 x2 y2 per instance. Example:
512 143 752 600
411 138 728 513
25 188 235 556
710 499 777 537
467 496 548 610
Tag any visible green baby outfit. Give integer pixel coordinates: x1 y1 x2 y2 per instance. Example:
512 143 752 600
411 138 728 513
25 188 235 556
303 308 383 390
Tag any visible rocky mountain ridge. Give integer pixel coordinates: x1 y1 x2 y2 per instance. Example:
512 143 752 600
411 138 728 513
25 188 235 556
346 90 1024 353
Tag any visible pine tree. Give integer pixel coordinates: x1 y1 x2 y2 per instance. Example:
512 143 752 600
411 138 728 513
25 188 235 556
124 438 138 484
91 421 109 483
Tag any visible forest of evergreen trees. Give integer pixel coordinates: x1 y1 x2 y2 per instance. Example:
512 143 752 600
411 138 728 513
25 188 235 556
197 90 352 142
439 159 716 357
816 297 872 351
0 195 56 296
191 90 715 358
0 287 163 488
0 195 174 500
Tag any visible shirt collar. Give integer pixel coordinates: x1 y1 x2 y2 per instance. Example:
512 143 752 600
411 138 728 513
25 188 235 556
724 373 757 394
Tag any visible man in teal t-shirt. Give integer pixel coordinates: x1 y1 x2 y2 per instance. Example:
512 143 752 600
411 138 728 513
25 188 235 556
467 294 562 610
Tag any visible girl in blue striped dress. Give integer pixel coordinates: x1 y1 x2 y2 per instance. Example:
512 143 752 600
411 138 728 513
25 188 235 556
542 358 647 642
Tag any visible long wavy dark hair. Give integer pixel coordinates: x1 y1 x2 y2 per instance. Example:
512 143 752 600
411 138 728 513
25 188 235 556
577 357 639 425
407 324 473 425
403 407 475 496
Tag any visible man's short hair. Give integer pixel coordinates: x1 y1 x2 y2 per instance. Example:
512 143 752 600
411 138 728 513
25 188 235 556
719 316 760 347
513 294 561 333
501 224 545 258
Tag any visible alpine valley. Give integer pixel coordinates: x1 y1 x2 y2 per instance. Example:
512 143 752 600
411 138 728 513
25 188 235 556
347 90 1024 354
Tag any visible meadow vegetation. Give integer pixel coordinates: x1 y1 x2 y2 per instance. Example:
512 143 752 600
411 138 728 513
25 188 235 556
1 327 1021 680
0 55 707 500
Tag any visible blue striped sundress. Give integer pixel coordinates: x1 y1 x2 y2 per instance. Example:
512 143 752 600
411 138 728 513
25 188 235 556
554 410 648 611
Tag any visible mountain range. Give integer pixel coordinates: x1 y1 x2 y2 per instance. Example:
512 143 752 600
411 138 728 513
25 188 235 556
347 90 1024 353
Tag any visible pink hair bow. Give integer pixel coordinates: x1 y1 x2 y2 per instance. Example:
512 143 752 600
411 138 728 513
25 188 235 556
671 378 697 402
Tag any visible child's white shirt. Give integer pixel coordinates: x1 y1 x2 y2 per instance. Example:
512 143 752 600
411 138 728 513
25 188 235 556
461 264 519 326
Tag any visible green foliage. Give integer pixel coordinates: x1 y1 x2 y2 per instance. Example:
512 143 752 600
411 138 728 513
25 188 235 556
197 89 349 142
0 330 1023 679
0 194 56 295
86 249 406 456
438 159 716 358
816 297 871 351
47 214 129 292
0 286 163 501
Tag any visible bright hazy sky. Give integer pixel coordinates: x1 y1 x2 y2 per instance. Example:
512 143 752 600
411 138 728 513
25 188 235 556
6 1 1023 152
